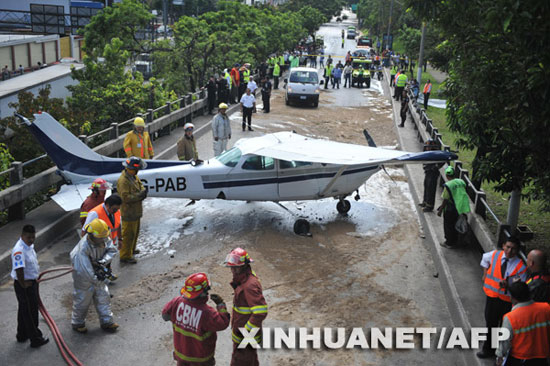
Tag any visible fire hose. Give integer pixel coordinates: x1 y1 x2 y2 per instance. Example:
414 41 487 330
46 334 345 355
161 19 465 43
37 267 83 366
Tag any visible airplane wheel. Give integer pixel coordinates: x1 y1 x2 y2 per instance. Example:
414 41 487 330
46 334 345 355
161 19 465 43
293 219 311 236
337 200 351 214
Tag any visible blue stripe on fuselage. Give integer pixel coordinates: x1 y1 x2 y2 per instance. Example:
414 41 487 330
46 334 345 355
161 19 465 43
28 122 188 176
202 165 379 189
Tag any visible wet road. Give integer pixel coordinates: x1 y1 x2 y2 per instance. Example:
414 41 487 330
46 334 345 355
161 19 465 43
0 10 465 366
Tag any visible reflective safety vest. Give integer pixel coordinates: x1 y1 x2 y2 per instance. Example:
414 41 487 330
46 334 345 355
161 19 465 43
324 64 333 78
396 73 408 87
224 71 231 87
123 130 154 159
483 250 526 301
444 178 470 215
279 55 284 66
273 63 280 77
423 82 432 94
90 203 121 241
505 302 550 360
243 69 250 83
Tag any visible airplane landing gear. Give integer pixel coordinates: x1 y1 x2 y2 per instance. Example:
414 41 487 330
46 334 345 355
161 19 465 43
293 219 311 237
336 199 351 214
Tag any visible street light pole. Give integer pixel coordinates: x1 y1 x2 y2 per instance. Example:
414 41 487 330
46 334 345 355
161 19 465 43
416 22 426 83
386 0 394 50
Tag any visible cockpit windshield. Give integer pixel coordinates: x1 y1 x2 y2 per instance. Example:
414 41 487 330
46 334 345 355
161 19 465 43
216 147 242 167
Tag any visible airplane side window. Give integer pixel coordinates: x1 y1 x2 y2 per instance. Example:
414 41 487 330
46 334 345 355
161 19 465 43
279 160 296 169
279 160 312 169
242 156 274 170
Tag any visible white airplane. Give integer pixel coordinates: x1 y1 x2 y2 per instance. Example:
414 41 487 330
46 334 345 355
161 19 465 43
18 112 456 234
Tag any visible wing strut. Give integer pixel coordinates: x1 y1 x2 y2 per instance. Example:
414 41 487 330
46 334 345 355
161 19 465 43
319 165 348 197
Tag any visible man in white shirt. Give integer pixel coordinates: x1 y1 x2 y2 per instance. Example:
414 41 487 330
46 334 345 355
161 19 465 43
477 237 527 359
247 77 258 94
240 88 256 132
11 225 49 348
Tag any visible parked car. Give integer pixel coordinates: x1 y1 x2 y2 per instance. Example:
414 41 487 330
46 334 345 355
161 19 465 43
285 67 321 107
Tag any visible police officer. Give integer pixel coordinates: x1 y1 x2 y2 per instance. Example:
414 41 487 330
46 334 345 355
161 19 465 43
11 224 49 347
261 76 272 113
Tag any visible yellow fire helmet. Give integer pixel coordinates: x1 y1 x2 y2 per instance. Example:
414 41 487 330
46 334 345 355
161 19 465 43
84 218 111 239
218 103 228 109
134 117 146 127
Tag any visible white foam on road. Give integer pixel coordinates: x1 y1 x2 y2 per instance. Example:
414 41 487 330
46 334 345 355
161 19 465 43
136 168 412 257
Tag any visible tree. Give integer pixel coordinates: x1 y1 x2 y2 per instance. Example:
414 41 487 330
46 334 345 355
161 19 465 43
297 6 327 39
68 38 174 134
81 0 153 57
405 0 550 211
281 0 344 20
0 86 69 175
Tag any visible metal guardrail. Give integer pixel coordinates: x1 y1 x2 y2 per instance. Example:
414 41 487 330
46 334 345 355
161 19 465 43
0 89 208 220
404 87 524 248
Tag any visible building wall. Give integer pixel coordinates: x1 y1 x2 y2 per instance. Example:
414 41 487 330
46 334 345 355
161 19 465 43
0 48 11 70
30 42 43 65
0 74 79 119
13 45 28 69
45 41 57 64
60 37 71 58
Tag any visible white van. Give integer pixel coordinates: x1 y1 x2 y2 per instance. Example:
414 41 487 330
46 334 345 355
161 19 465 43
284 67 321 107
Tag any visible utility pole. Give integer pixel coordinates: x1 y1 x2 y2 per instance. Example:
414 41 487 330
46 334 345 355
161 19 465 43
507 189 521 232
162 0 168 38
386 0 394 50
416 22 426 83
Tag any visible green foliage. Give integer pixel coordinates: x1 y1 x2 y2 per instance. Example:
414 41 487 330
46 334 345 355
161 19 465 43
297 6 327 37
281 0 344 19
405 0 550 207
81 0 153 57
0 86 68 175
68 38 173 134
0 142 13 189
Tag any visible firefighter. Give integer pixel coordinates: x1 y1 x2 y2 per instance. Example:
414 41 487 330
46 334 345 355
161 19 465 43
224 248 268 366
162 273 230 366
80 178 111 226
177 123 199 161
71 218 118 333
123 117 154 159
117 157 147 264
82 193 123 281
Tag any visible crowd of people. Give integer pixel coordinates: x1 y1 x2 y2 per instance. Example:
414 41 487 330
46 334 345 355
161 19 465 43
8 35 550 366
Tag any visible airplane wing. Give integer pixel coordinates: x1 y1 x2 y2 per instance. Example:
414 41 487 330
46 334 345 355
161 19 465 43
51 184 98 211
235 132 456 165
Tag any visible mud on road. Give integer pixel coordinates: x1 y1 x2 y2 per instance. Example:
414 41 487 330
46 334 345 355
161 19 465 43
123 82 460 365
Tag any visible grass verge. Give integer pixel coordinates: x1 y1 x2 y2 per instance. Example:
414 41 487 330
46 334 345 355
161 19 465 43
424 78 549 252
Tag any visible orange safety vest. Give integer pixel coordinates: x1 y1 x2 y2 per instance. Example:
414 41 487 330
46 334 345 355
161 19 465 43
90 203 121 241
423 83 432 94
505 302 550 360
483 251 526 302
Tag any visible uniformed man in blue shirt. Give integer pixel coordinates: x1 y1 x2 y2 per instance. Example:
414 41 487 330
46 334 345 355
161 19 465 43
11 224 49 347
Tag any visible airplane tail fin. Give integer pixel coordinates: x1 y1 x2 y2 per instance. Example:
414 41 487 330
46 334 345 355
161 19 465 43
17 112 188 181
363 129 376 147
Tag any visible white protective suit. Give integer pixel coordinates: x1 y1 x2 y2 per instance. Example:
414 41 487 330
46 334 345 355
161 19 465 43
212 113 231 156
70 235 117 327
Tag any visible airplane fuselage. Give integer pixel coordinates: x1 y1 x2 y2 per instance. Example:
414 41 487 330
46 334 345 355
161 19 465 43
62 149 380 202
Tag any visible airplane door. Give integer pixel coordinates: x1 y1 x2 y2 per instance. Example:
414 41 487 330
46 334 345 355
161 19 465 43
277 160 320 200
226 155 279 201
